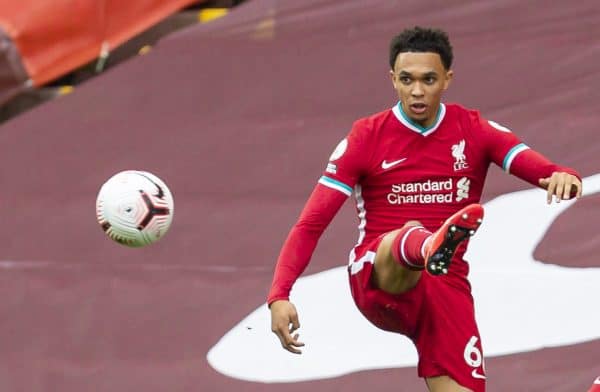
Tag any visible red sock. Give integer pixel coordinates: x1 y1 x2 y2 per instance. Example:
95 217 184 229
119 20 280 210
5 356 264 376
390 225 432 270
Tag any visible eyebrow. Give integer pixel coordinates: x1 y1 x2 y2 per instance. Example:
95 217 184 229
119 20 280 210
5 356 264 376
398 71 438 77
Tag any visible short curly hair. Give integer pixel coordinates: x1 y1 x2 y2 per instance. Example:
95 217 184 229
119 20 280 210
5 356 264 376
389 26 453 70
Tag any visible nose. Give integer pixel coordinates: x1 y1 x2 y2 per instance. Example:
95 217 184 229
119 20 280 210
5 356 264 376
411 81 424 97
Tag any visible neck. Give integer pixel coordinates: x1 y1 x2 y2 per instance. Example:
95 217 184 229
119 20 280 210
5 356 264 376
399 102 440 128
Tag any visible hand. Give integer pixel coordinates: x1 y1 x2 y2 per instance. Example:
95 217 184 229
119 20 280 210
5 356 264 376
270 300 305 354
538 172 582 204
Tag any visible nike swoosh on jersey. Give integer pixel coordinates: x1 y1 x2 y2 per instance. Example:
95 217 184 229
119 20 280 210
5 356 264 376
471 369 486 380
381 158 407 169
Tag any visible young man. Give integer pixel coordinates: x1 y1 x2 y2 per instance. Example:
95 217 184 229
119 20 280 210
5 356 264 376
267 27 582 392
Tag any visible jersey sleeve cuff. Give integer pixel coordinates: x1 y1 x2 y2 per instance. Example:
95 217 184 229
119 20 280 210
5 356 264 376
318 176 353 196
502 143 530 173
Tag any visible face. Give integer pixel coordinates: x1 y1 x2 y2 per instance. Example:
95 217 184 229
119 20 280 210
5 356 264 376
390 52 453 127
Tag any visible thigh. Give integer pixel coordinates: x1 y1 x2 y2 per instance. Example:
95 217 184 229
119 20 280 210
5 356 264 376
348 236 425 337
371 228 422 294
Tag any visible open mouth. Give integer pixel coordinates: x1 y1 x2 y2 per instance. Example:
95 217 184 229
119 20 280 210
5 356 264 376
410 103 427 114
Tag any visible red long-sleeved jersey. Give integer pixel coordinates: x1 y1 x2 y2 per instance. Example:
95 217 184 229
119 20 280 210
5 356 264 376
267 102 580 305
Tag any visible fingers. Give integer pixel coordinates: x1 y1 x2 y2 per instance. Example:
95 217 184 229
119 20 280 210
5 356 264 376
545 173 558 204
273 326 305 354
271 303 305 354
562 175 573 201
290 313 300 334
554 174 565 203
279 313 304 354
286 332 305 354
541 172 583 204
573 178 583 198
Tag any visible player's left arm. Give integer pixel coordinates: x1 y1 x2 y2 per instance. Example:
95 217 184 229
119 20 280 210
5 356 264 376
476 115 582 204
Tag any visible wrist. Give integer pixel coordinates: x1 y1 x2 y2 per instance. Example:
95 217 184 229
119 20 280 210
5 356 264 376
267 297 289 308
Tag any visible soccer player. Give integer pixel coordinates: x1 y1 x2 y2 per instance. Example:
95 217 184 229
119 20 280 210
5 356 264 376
267 26 582 392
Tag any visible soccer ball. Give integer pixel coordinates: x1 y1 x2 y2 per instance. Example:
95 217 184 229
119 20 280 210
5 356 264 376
96 170 174 247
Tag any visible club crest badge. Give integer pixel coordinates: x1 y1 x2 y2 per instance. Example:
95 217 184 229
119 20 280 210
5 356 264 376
452 139 469 171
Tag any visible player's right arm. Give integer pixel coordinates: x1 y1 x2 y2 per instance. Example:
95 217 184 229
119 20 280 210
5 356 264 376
268 120 372 354
268 184 348 354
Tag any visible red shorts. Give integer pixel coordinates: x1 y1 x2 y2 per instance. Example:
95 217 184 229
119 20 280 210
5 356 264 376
348 235 486 392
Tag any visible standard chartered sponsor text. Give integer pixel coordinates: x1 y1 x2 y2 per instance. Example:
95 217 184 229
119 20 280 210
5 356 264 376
387 178 457 204
391 179 452 193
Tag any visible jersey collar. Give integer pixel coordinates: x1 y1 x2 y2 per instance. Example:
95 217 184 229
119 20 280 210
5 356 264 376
392 101 446 136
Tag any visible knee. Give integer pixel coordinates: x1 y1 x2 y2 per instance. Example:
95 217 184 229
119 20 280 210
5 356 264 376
404 220 423 228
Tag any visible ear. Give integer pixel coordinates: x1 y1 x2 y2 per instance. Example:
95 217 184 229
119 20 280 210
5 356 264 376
443 69 454 90
389 69 397 88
